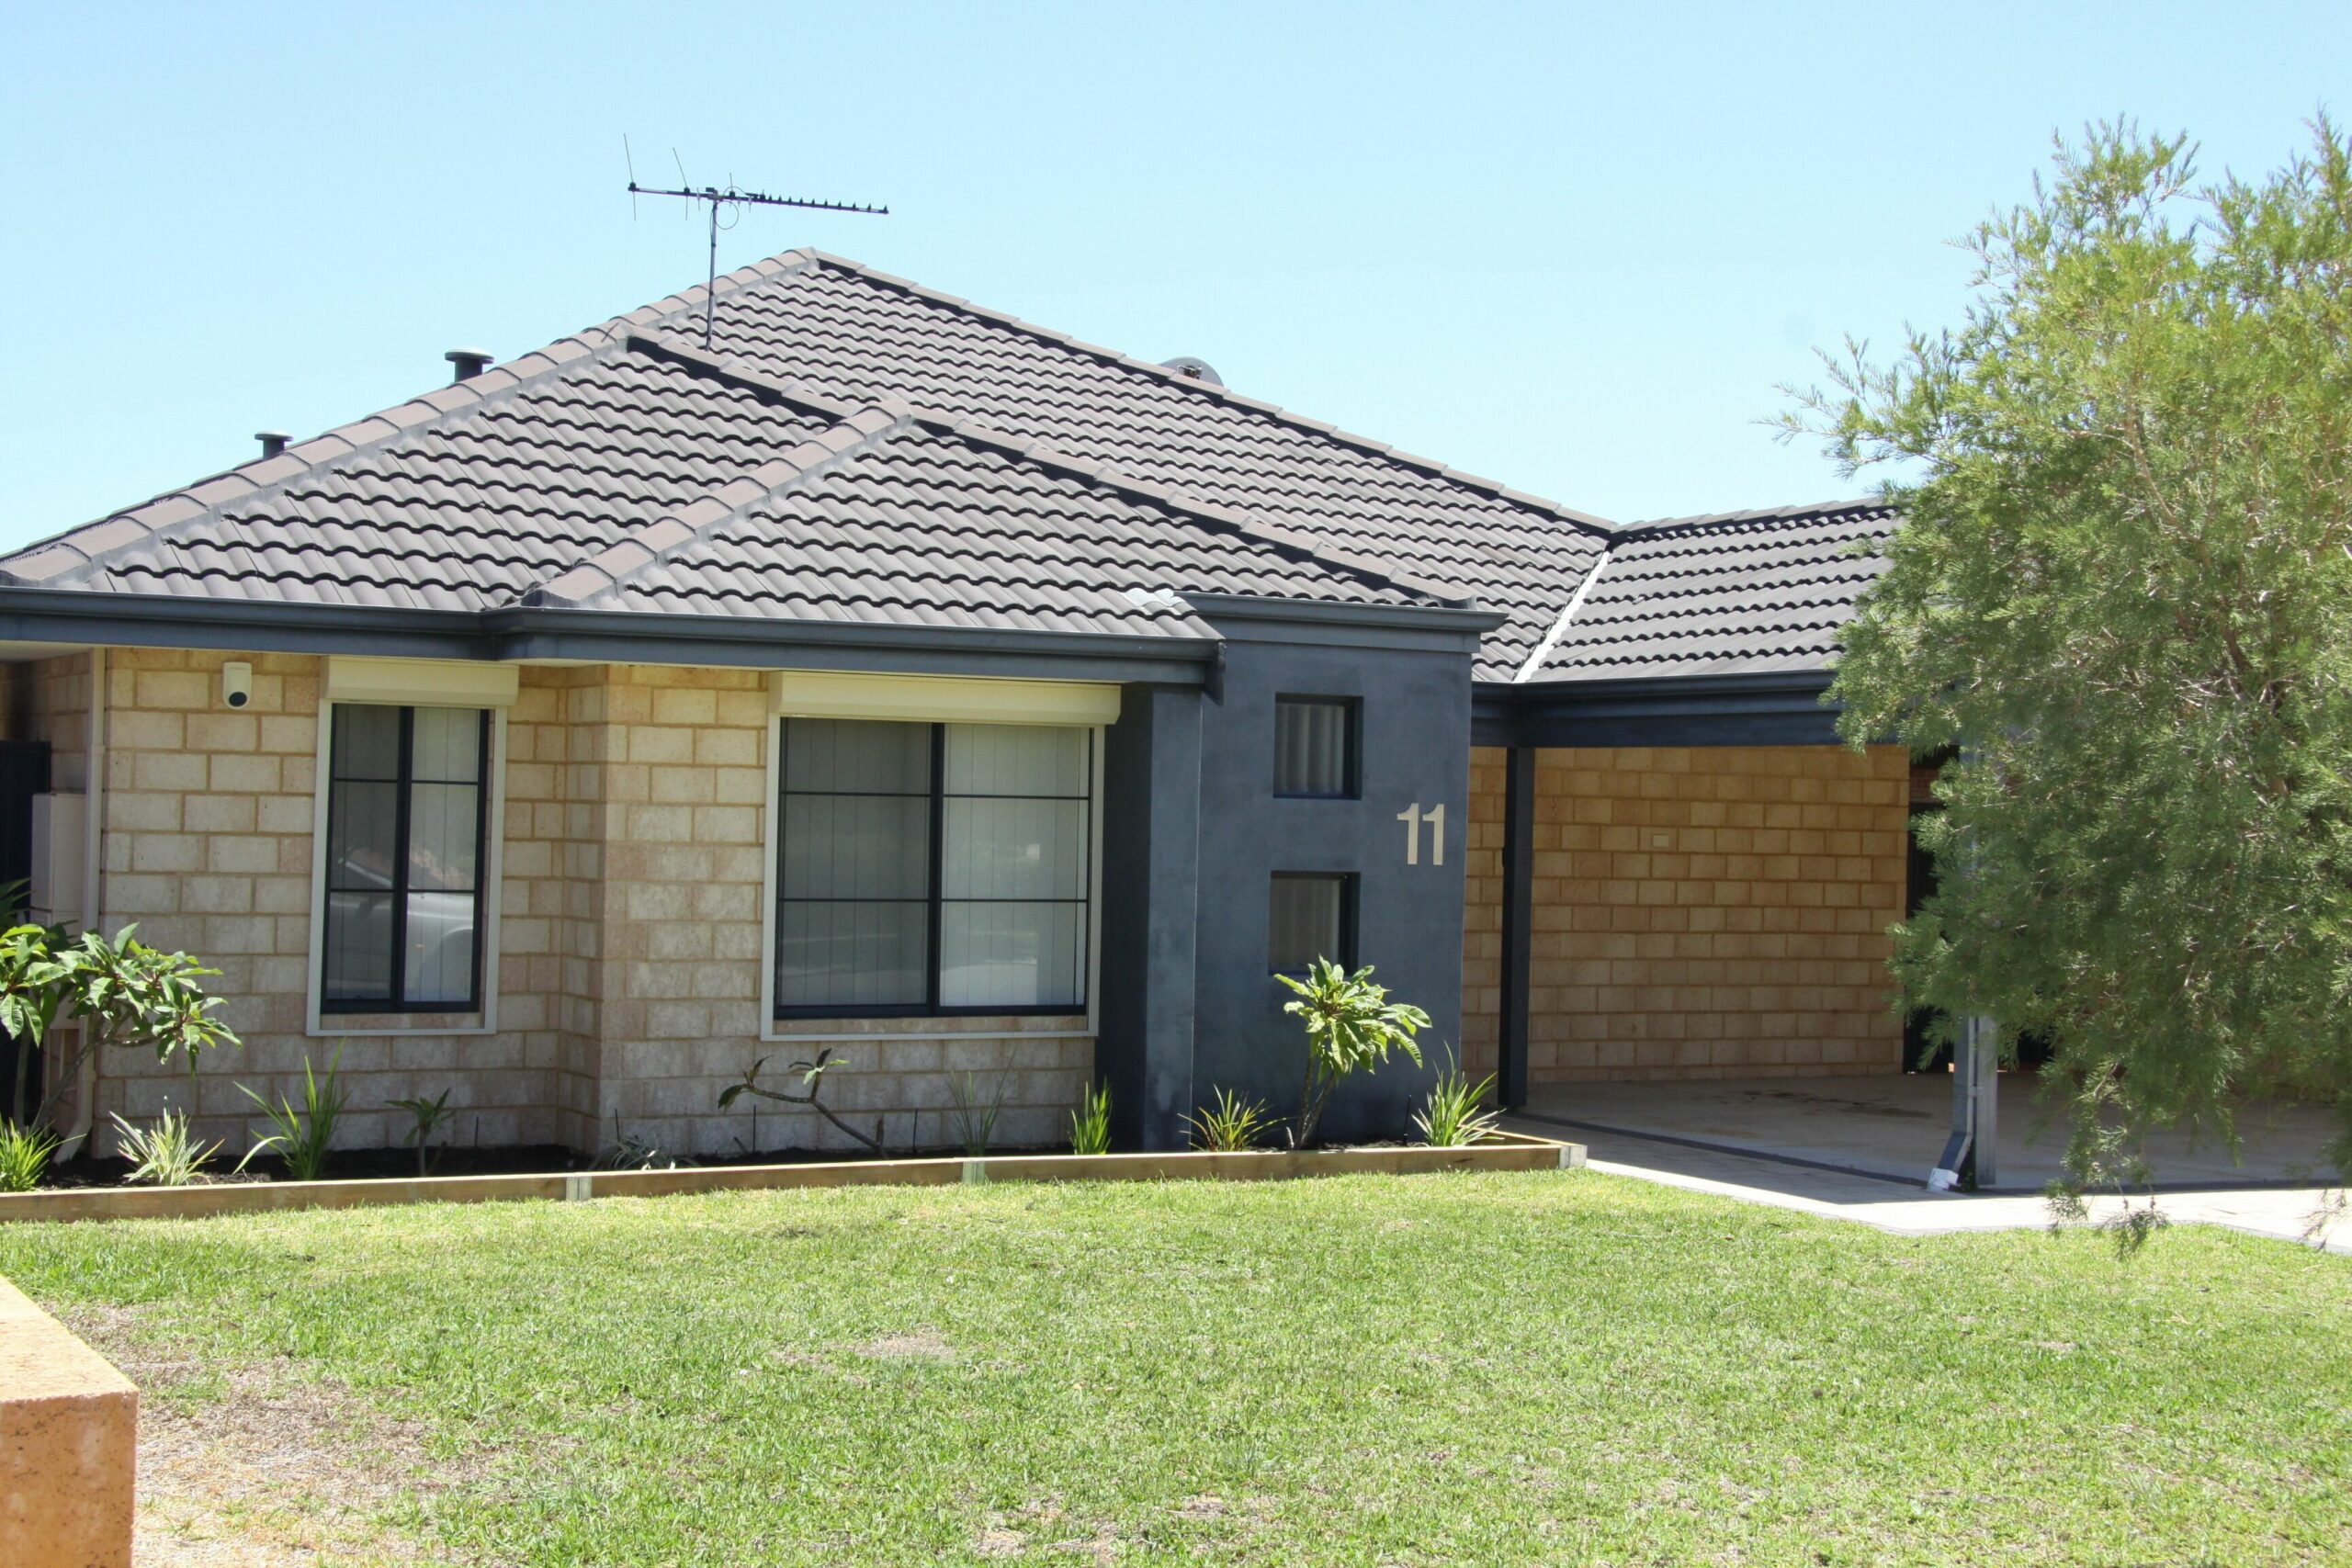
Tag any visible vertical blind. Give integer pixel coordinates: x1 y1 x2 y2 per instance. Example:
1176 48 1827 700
1273 696 1355 797
776 718 1091 1014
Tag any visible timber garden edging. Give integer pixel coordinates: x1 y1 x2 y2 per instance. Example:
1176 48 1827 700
0 1131 1586 1225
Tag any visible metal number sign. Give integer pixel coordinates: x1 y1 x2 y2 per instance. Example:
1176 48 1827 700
1396 802 1446 866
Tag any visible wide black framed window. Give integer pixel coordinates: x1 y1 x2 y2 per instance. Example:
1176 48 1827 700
1273 695 1359 798
775 718 1092 1017
321 704 490 1013
1269 872 1357 974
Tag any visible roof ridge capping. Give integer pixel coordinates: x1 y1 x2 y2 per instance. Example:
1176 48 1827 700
627 333 1482 614
1615 497 1894 540
522 391 911 609
789 250 1617 539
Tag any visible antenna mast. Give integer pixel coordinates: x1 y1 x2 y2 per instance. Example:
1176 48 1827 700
627 152 888 346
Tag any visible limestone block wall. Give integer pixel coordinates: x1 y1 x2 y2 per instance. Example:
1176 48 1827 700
1461 743 1911 1083
78 649 569 1151
17 648 1092 1159
561 664 1091 1157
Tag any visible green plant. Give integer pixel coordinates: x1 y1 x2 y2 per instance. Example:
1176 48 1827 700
1413 1049 1503 1147
591 1111 680 1171
718 1048 884 1154
1274 959 1430 1147
235 1046 347 1182
110 1109 222 1187
0 919 241 1128
1183 1087 1274 1152
0 1117 59 1191
948 1072 1007 1157
388 1089 457 1177
1782 120 2352 1204
1068 1082 1112 1155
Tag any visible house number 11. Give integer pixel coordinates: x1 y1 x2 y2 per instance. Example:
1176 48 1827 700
1396 803 1446 866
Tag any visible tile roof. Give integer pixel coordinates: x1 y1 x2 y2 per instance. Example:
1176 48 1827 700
1515 501 1895 682
0 324 1447 642
0 246 1892 680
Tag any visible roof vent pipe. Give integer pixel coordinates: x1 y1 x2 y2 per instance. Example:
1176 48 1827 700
1159 355 1224 387
445 348 493 383
254 431 291 460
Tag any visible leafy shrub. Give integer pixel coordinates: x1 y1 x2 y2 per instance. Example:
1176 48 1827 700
1069 1082 1113 1156
0 1118 58 1192
1 920 240 1128
1274 959 1430 1147
1183 1088 1274 1153
1413 1051 1503 1147
235 1046 347 1182
110 1109 222 1186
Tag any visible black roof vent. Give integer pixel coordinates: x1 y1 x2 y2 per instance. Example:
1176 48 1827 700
445 348 493 383
254 431 291 460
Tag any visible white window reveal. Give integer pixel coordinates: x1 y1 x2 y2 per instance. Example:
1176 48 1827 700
321 705 490 1012
308 657 514 1035
774 719 1093 1018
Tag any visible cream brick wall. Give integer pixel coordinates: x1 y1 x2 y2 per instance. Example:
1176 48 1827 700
1461 743 1910 1083
20 648 1092 1159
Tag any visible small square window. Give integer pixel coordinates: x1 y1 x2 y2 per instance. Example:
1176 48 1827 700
1273 696 1358 798
1269 872 1356 974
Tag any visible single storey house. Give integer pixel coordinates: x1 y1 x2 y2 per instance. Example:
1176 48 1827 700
0 249 1905 1159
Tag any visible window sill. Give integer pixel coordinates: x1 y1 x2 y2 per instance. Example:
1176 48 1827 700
762 1013 1091 1043
309 1010 492 1038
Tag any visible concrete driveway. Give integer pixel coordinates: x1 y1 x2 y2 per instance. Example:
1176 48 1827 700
1507 1074 2346 1254
1515 1071 2341 1190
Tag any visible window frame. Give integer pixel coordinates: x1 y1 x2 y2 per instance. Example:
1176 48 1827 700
1272 694 1362 800
316 703 492 1018
1267 870 1359 976
769 718 1096 1021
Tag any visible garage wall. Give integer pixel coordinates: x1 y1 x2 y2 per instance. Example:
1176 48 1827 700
1462 743 1910 1084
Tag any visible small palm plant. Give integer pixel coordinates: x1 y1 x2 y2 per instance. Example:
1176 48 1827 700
388 1089 458 1177
1274 959 1430 1147
1413 1049 1503 1147
235 1046 347 1182
1183 1088 1274 1152
111 1109 223 1186
1069 1082 1113 1155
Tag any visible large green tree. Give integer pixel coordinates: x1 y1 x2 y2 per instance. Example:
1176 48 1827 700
1790 121 2352 1197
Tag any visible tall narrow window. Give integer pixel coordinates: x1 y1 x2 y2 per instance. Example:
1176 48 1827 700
776 719 1093 1016
1273 696 1358 798
321 704 488 1011
1269 872 1355 974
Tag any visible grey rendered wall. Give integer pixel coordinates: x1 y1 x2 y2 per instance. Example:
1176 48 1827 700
1095 684 1204 1150
1181 617 1477 1145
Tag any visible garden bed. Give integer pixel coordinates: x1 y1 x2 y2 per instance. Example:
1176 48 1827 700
0 1131 1582 1225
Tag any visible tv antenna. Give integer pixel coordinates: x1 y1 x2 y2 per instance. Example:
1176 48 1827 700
626 138 888 346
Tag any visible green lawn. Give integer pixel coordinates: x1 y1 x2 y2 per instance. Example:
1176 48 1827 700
5 1171 2347 1566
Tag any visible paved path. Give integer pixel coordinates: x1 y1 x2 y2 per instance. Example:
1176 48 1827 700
1516 1119 2348 1255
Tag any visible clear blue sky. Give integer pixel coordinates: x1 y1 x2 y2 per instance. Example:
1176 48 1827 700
3 2 2343 550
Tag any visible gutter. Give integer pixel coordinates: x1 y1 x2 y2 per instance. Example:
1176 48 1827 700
0 589 1224 683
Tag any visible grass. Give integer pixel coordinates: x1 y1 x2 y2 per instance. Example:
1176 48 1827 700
3 1170 2347 1566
